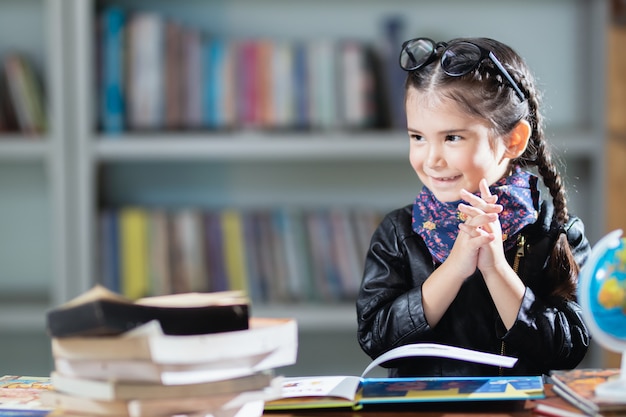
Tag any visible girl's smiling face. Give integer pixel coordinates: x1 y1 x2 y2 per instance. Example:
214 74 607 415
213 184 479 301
406 86 512 202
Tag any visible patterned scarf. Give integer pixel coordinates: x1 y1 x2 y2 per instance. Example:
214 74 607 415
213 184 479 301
412 166 540 264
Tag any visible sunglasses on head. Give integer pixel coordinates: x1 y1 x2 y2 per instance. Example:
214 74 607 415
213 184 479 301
399 37 526 101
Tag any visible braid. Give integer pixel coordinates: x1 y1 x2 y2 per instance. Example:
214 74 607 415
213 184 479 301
518 75 579 300
524 85 569 224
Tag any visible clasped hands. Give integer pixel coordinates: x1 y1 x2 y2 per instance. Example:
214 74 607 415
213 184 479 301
450 178 508 277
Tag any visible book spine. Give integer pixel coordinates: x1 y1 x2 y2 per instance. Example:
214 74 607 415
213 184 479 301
100 6 126 134
120 207 150 299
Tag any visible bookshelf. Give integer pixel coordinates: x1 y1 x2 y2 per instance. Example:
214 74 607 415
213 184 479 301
0 0 69 376
67 0 608 375
0 0 68 330
0 0 610 376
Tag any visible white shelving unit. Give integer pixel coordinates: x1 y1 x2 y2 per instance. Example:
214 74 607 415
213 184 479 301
0 0 68 330
0 0 608 376
0 0 69 375
66 0 608 375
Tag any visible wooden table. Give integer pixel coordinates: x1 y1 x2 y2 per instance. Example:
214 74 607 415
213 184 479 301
264 396 541 416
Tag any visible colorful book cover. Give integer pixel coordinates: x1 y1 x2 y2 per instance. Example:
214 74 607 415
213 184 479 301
0 375 53 415
549 368 626 415
119 207 150 299
358 375 544 405
99 6 126 134
266 375 544 411
220 210 249 294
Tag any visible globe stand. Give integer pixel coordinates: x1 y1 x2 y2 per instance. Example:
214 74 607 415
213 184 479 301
578 229 626 401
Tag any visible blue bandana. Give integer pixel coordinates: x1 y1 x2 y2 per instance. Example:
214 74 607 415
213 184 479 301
412 166 540 264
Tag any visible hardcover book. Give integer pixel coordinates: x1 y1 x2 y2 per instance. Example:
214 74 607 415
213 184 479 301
528 384 588 417
46 285 249 337
549 368 626 416
265 343 544 411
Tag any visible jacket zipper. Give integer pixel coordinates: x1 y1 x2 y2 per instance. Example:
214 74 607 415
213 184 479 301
512 234 526 274
500 234 526 375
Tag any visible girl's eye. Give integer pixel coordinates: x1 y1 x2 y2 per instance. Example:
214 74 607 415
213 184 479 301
409 134 424 142
446 134 462 142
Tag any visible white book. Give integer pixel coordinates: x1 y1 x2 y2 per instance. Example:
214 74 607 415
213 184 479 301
49 371 275 401
127 12 165 130
54 347 291 385
40 387 274 417
51 317 297 366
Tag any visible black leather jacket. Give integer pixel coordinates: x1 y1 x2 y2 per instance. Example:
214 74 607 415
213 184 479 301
356 201 591 377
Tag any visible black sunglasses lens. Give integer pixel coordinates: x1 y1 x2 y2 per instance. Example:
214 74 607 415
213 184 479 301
441 43 482 76
400 38 434 71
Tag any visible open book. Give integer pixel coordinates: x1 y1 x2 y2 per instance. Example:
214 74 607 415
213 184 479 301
265 343 544 411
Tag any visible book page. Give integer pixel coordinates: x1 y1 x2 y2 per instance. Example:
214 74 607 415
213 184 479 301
135 290 248 307
360 343 518 377
278 376 362 401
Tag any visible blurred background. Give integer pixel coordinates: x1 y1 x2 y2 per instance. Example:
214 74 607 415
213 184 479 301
0 0 623 377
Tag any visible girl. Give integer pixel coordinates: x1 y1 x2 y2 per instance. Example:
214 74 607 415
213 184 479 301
356 37 591 377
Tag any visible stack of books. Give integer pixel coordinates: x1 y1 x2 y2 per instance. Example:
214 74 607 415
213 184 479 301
42 286 298 417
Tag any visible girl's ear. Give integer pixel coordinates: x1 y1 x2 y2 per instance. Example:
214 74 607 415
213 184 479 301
505 120 531 158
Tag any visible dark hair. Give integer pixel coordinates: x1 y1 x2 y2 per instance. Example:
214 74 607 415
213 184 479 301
405 37 578 300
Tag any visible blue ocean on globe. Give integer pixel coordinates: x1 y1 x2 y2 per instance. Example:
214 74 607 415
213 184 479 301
585 237 626 340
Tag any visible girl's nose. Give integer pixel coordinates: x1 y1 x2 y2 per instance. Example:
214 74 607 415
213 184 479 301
425 144 445 168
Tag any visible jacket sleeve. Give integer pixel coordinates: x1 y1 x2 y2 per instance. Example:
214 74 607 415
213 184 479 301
504 215 592 371
356 208 435 360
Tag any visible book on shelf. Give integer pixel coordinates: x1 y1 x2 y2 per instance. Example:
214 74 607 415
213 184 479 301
0 375 53 416
46 285 250 338
97 207 383 304
119 207 150 300
51 316 297 366
99 6 126 134
265 342 545 411
549 368 626 416
2 53 47 135
126 11 165 130
95 6 394 133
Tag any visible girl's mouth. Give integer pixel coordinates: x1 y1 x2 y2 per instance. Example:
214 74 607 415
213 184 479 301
433 175 461 182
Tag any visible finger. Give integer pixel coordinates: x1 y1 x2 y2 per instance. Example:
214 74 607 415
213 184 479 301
479 179 492 199
458 203 500 221
458 223 496 243
460 190 502 214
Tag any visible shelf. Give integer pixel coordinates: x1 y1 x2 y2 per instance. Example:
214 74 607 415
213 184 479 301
253 303 357 331
91 128 600 162
0 138 51 161
94 131 408 161
0 302 49 331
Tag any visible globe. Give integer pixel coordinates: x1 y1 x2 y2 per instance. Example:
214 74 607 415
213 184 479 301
578 229 626 399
